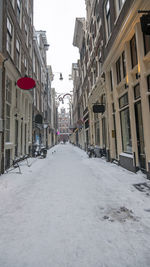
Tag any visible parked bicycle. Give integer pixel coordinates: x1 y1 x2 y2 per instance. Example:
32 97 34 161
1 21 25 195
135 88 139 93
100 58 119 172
87 145 96 158
32 144 47 158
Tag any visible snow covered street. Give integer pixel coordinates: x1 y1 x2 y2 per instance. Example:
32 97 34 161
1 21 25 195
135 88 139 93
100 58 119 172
0 143 150 267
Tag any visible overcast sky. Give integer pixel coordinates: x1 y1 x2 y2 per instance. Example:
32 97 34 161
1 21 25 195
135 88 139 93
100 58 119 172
34 0 86 109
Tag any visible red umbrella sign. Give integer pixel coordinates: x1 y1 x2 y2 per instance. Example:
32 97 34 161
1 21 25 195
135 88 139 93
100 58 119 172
17 77 36 90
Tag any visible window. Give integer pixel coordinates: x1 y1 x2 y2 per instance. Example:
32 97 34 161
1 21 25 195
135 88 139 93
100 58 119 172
110 69 113 91
16 89 18 108
102 117 107 149
94 113 100 145
119 93 128 109
17 0 21 24
105 0 111 39
115 0 126 17
143 33 150 55
5 77 12 142
6 17 13 56
116 57 121 84
119 93 131 153
29 39 32 58
6 77 12 104
10 0 15 8
118 0 125 10
134 84 140 100
25 0 29 12
130 34 138 68
147 74 150 91
5 149 11 169
24 56 27 72
16 39 21 70
24 22 28 46
120 108 132 153
122 51 126 78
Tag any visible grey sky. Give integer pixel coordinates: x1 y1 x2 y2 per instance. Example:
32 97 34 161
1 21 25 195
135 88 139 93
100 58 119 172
34 0 86 102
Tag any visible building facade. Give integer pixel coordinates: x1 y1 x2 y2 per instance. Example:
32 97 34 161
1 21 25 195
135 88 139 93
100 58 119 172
0 0 4 174
32 30 50 151
102 0 150 174
58 107 71 142
0 0 33 173
72 0 150 177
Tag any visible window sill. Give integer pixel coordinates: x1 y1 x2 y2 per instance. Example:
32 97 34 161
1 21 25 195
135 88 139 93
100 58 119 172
120 152 133 158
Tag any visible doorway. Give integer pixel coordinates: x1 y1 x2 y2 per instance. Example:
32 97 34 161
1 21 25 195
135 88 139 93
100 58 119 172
134 101 146 170
15 120 18 157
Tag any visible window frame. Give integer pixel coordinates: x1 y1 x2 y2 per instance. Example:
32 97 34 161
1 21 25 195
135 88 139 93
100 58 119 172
134 83 140 100
143 33 150 55
130 34 138 69
147 74 150 92
105 0 111 40
116 57 121 84
16 38 21 70
5 77 12 142
122 50 126 78
120 107 132 154
6 17 13 56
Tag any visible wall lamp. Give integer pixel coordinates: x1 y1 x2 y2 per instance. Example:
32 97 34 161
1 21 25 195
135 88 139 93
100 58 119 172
136 73 140 79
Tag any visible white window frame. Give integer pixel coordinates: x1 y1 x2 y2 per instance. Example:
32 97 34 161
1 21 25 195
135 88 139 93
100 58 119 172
16 38 21 70
105 0 111 41
6 17 13 56
115 0 126 19
17 0 22 25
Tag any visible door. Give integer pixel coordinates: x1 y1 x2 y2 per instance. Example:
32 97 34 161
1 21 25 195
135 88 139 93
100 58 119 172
24 123 27 154
21 122 23 155
113 114 118 158
134 101 146 170
15 120 18 157
102 117 107 155
86 130 89 150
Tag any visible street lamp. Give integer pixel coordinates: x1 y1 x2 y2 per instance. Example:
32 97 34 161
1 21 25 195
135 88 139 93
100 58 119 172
55 92 72 104
51 72 63 80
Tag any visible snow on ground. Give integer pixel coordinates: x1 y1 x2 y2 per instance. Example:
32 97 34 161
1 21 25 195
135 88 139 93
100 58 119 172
0 143 150 267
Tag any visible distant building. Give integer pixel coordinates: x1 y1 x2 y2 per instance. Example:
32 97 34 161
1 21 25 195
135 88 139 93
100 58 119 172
58 108 71 142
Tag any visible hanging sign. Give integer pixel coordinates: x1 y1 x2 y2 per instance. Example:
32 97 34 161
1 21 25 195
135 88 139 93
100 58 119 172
17 77 36 90
93 104 105 113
